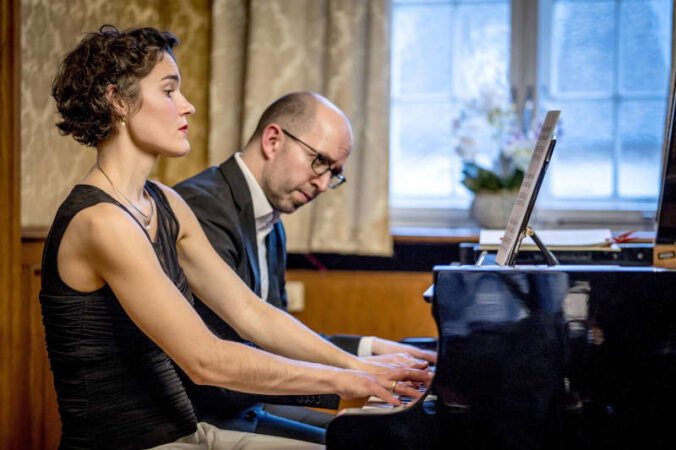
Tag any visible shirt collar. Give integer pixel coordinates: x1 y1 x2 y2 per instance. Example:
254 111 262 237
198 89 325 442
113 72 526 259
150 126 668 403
234 153 281 233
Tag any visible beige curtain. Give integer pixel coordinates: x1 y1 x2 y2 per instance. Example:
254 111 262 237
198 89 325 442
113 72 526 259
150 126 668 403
209 0 393 256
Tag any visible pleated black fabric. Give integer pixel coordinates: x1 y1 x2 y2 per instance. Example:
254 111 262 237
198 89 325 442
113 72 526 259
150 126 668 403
40 182 197 450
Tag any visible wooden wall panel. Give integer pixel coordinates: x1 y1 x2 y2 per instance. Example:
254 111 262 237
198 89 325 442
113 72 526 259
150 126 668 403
288 270 438 341
21 240 60 449
8 239 61 450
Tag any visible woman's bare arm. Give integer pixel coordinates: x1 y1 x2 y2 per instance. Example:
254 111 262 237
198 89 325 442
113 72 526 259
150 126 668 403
65 201 428 402
165 185 373 369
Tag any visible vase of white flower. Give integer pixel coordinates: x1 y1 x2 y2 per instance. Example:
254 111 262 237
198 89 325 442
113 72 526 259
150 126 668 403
471 189 519 229
453 88 543 228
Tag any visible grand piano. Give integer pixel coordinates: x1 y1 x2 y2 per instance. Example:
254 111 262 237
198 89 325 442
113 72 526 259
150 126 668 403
327 265 676 449
327 104 676 449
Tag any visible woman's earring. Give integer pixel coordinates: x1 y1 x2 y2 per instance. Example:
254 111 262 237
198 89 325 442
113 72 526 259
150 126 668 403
121 117 126 127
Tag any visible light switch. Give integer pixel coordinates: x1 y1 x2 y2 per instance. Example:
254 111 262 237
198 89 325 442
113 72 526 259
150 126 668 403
286 281 305 313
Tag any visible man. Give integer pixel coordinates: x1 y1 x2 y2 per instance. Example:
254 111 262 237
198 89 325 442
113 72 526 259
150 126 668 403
175 92 436 443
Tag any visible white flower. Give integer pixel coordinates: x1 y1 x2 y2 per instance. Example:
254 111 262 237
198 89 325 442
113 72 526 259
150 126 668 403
456 135 479 160
502 137 536 171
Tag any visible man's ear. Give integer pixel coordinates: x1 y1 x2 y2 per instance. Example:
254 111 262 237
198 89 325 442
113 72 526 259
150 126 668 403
260 123 284 160
105 84 128 119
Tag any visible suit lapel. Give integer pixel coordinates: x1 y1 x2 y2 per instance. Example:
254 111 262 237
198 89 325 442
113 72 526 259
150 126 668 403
219 157 262 296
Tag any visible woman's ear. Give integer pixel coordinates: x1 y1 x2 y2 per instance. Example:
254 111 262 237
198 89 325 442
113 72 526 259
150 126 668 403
105 84 128 121
260 123 284 160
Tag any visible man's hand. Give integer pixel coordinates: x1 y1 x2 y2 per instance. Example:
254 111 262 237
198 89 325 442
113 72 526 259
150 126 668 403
371 337 437 364
361 353 429 369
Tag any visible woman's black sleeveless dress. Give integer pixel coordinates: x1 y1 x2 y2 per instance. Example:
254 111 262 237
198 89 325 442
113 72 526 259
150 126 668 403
40 182 197 449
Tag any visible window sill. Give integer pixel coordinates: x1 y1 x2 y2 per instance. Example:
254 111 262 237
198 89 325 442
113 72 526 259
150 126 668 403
392 227 479 244
391 225 655 245
391 204 658 236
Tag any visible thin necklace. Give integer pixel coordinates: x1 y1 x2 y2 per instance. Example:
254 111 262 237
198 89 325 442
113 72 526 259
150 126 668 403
96 164 154 230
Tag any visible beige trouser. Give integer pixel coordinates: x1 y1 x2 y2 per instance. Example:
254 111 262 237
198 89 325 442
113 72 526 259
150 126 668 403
147 422 324 450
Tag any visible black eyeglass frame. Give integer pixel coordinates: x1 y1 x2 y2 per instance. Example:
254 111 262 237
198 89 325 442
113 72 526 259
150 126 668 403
281 128 346 189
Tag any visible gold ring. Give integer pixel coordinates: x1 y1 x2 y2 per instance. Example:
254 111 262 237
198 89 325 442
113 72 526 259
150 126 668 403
390 380 397 393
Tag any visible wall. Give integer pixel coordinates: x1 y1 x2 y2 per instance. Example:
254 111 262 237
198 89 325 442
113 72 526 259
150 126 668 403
288 270 436 341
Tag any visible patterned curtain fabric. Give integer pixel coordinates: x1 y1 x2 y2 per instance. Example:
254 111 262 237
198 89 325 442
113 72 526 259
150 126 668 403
209 0 393 256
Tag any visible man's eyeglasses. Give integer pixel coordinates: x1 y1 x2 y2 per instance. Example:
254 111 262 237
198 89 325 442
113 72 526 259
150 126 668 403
282 129 346 189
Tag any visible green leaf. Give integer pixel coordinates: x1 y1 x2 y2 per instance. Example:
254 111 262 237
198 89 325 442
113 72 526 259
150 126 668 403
461 161 519 193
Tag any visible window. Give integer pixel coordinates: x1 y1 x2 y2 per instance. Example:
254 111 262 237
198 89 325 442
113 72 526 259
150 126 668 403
390 0 673 229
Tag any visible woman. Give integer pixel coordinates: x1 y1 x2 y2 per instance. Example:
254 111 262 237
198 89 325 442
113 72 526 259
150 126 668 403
41 26 430 449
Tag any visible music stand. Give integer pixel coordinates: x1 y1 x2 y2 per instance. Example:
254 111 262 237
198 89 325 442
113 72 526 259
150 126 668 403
496 110 560 266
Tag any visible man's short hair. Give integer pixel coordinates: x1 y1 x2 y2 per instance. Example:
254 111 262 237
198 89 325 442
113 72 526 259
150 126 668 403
247 92 321 144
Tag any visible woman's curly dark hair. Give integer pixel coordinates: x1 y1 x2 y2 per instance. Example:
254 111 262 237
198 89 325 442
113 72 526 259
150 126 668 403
52 25 179 147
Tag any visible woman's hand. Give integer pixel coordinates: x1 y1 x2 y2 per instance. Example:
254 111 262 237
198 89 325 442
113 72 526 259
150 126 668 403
334 367 432 406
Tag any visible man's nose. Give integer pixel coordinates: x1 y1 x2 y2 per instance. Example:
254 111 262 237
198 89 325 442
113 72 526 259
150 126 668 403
312 171 331 193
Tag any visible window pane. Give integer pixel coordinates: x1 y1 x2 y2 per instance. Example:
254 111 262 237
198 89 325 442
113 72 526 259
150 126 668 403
390 0 510 207
551 1 614 96
390 101 456 199
540 0 672 205
452 3 511 98
620 1 672 94
391 3 452 97
619 99 666 198
544 99 614 198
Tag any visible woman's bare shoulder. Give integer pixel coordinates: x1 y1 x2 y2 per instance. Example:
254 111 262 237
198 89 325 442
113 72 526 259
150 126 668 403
151 181 189 211
67 201 149 250
58 201 154 290
151 180 201 238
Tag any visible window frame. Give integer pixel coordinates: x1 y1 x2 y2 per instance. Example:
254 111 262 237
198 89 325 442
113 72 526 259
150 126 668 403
389 0 672 232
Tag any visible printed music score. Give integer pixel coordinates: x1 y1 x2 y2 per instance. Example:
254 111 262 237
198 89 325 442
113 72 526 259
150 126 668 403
496 110 561 266
480 229 619 252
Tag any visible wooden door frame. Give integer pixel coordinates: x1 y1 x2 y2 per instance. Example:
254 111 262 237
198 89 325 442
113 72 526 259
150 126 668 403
1 0 22 447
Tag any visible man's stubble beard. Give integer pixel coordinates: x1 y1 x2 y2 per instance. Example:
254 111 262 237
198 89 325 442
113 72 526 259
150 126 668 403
261 174 300 214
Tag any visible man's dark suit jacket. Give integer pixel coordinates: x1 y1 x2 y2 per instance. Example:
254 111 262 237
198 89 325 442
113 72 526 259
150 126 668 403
174 156 361 429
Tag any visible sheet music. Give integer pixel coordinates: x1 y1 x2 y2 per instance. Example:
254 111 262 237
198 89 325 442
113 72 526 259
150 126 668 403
480 229 619 251
496 110 561 266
